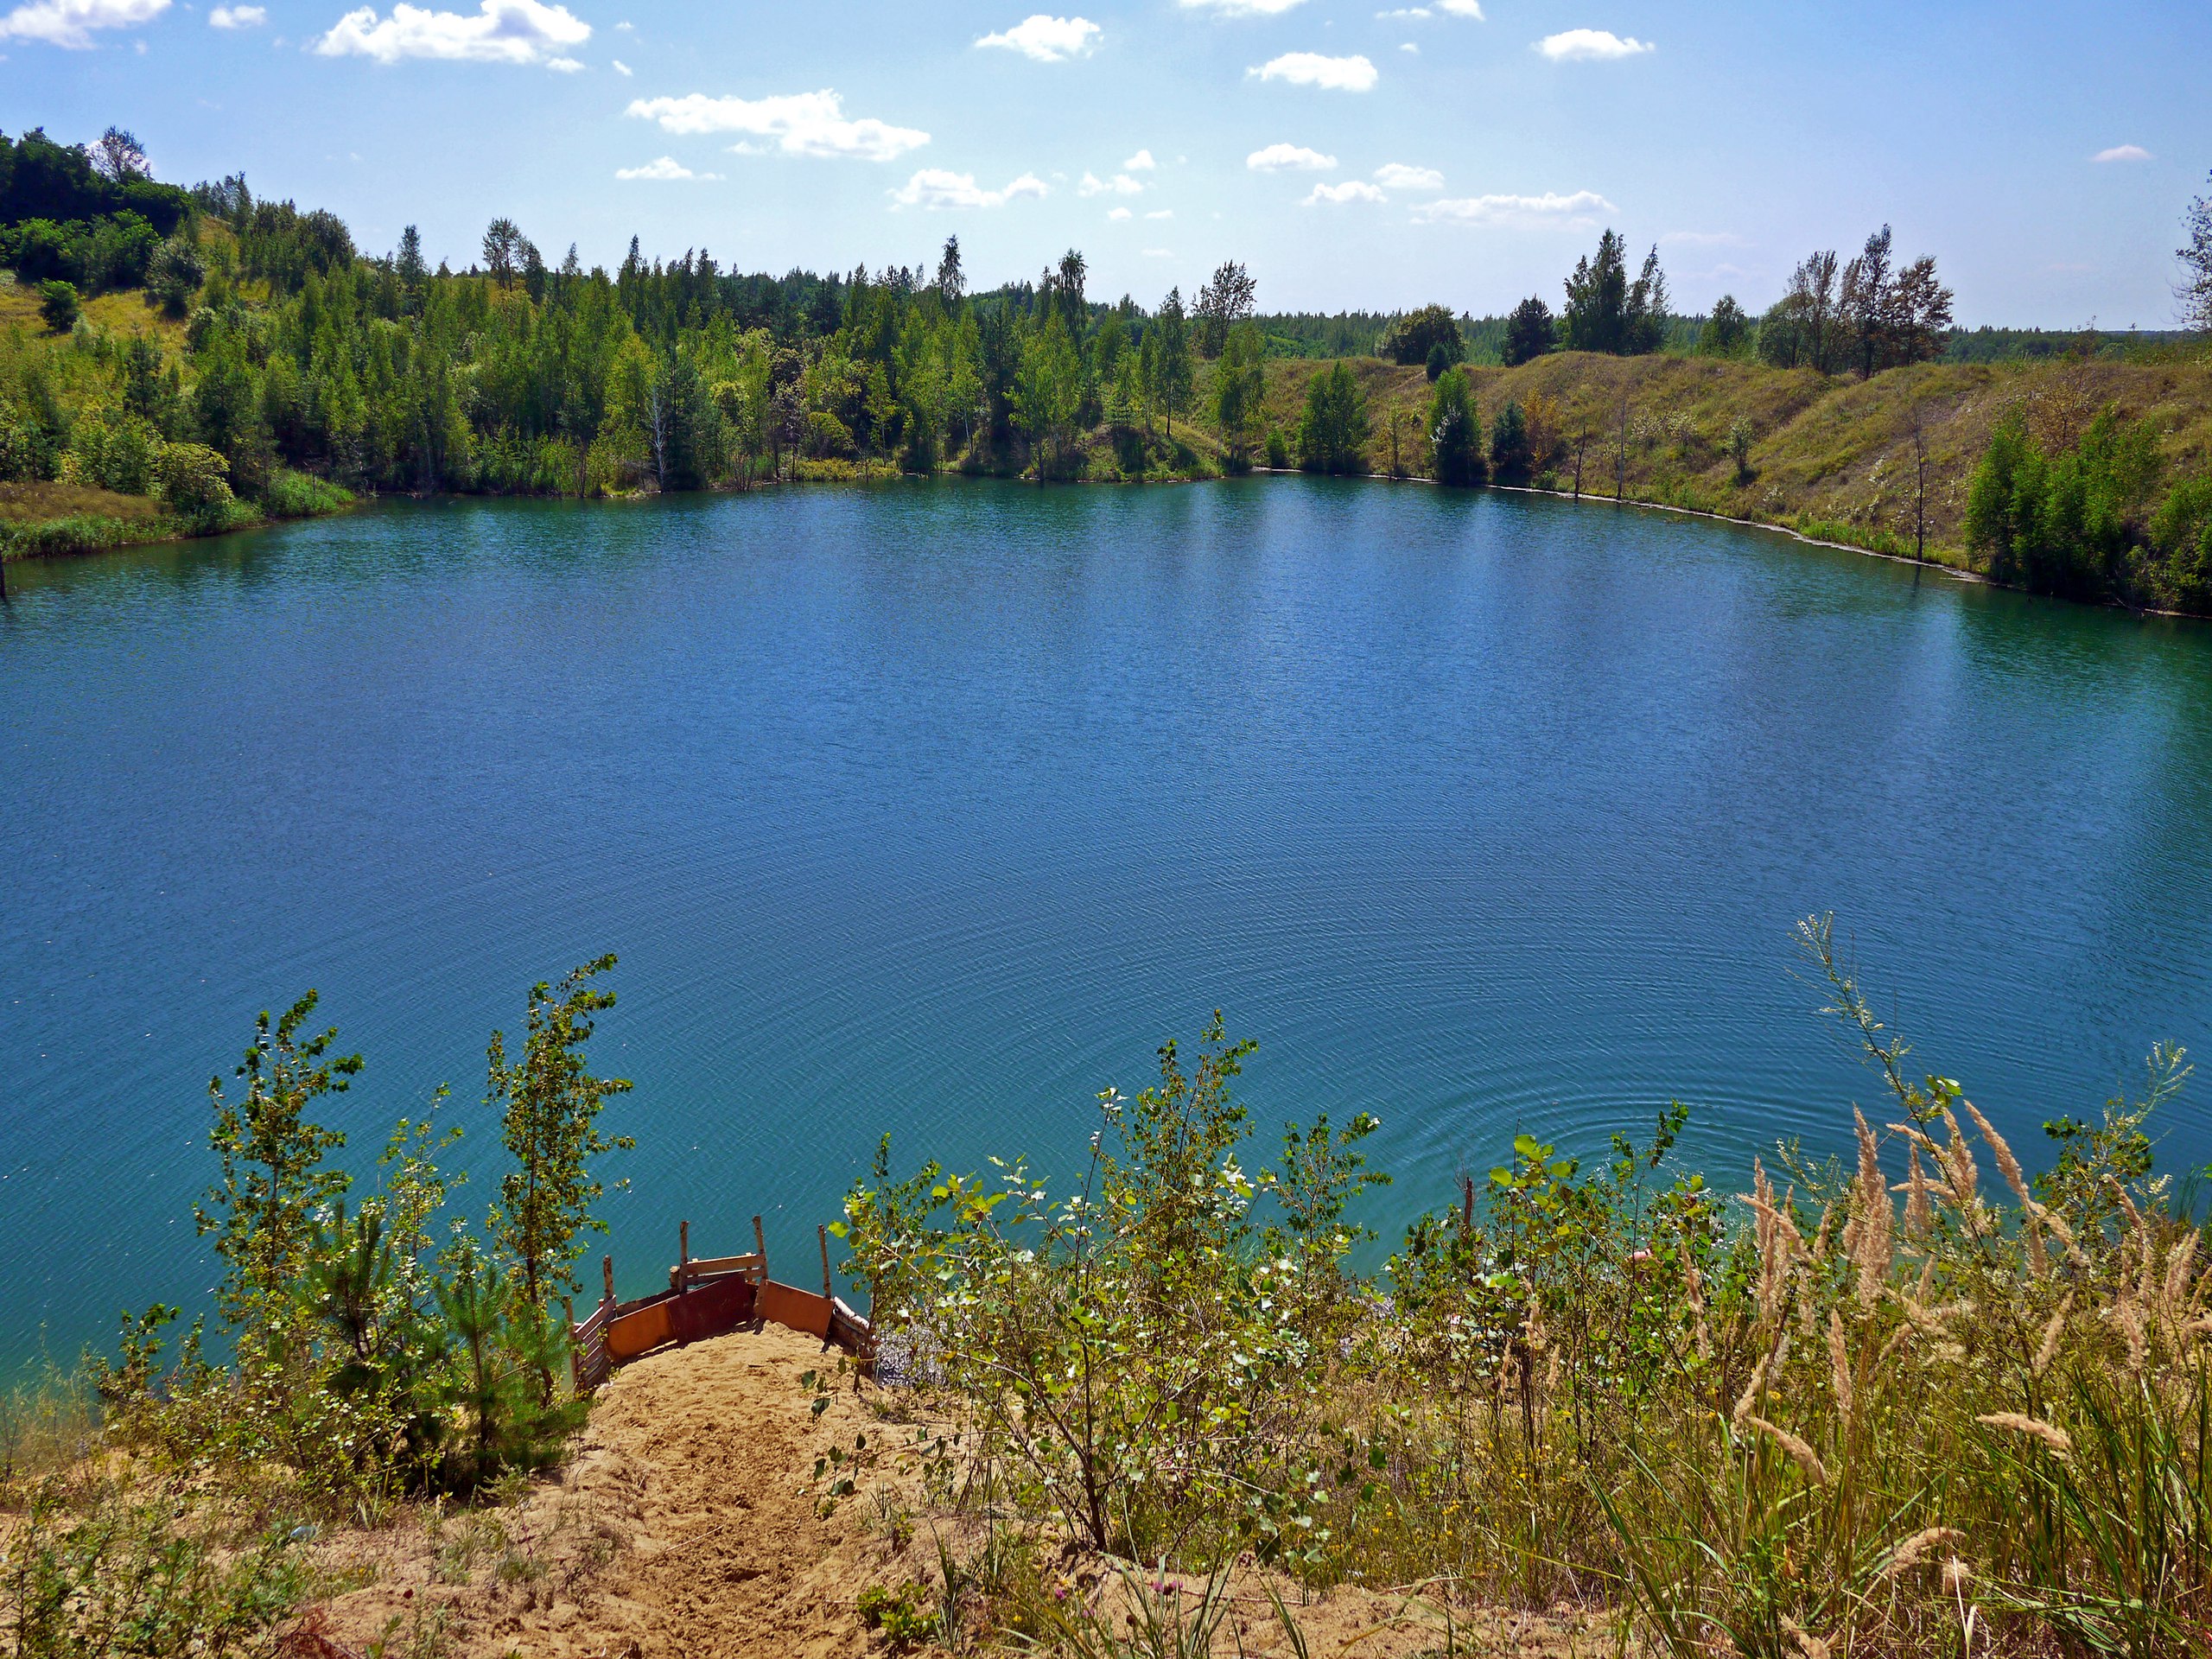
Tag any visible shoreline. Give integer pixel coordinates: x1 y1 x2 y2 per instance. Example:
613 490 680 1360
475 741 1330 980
8 469 2201 624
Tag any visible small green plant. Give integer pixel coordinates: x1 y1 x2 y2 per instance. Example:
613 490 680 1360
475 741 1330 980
857 1580 936 1646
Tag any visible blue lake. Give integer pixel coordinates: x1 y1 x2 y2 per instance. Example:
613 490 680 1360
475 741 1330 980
5 478 2211 1361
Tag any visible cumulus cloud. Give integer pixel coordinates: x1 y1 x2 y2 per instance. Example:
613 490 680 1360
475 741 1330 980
615 156 719 181
208 4 264 27
1179 0 1302 13
1253 50 1376 90
1123 148 1156 171
1248 142 1336 171
976 13 1098 61
890 168 1047 209
611 56 630 73
1414 188 1613 224
1107 206 1132 220
627 90 929 162
1536 28 1651 60
1145 207 1173 219
1079 170 1146 196
1374 162 1442 189
315 0 589 65
1306 180 1384 205
1142 247 1173 257
1437 0 1482 12
0 0 167 48
2092 143 2152 162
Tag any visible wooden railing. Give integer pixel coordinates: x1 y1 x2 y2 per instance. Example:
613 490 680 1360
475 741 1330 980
566 1214 872 1392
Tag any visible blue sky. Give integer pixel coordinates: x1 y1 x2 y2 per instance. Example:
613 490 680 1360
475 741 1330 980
4 0 2206 325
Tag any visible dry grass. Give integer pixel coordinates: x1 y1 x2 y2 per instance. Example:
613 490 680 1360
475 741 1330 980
0 479 166 523
1256 349 2212 566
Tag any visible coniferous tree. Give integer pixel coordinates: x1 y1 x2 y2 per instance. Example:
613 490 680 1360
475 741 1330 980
1426 366 1484 486
1502 296 1555 366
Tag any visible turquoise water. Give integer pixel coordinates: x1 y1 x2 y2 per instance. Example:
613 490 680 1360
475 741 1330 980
5 479 2212 1360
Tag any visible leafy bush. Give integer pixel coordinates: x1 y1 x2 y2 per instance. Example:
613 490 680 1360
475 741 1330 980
155 441 235 525
1295 363 1369 477
259 467 352 519
36 278 79 334
1964 404 2164 601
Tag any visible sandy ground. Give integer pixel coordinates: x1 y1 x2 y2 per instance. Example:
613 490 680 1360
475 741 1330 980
296 1325 1605 1658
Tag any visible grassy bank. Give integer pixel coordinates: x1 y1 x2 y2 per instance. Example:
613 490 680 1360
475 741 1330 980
1255 349 2212 575
0 470 353 564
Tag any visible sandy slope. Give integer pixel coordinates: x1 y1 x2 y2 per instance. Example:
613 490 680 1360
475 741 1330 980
299 1325 1599 1658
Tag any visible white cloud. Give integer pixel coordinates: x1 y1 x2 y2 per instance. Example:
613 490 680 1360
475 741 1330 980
0 0 167 47
1399 41 1417 52
628 90 929 162
1414 188 1613 224
611 56 629 74
976 13 1098 61
1179 0 1301 13
1247 141 1337 171
1306 180 1385 205
545 53 579 68
1145 207 1173 219
1536 28 1651 60
890 168 1047 209
1253 50 1376 90
1374 162 1442 189
1122 148 1156 171
1107 206 1133 220
1378 6 1428 16
1142 247 1173 257
208 4 264 27
1437 0 1482 13
315 0 589 65
615 156 720 181
1078 169 1145 196
2092 143 2152 163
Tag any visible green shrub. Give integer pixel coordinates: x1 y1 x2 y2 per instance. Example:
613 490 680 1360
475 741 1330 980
259 467 352 519
36 278 79 334
1296 362 1370 476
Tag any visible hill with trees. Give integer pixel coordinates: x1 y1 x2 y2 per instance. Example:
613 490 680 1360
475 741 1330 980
3 123 2209 613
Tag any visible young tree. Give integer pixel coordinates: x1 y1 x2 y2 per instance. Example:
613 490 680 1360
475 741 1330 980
89 126 149 183
485 956 635 1331
480 218 524 289
1426 365 1484 486
1759 250 1841 372
1211 320 1267 470
1562 230 1629 354
196 993 359 1345
1296 361 1370 475
1623 245 1669 356
1841 226 1895 378
1698 295 1751 358
1014 315 1083 478
1490 400 1532 481
1193 259 1258 359
1154 286 1193 440
935 235 966 308
2181 169 2212 333
1502 296 1555 366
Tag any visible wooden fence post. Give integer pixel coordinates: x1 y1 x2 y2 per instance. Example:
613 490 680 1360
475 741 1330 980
753 1214 767 1277
564 1296 578 1391
819 1224 832 1300
603 1255 615 1313
677 1220 690 1293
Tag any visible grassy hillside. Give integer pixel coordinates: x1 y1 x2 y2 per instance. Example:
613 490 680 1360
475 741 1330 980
1255 349 2212 572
